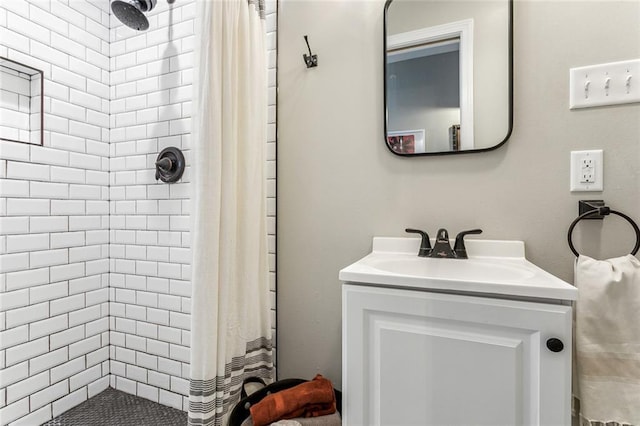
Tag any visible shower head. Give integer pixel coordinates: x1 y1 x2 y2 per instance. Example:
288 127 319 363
111 0 157 31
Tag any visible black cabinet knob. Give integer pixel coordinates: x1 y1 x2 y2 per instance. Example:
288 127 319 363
546 338 564 353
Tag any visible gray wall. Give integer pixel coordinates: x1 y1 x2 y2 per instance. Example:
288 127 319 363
277 0 640 386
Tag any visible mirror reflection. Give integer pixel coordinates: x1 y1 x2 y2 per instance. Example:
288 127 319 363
385 0 512 155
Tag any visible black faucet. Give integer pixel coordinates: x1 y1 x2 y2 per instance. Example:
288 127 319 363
405 228 432 257
406 228 482 259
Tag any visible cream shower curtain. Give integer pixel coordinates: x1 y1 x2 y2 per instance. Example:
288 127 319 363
189 1 273 425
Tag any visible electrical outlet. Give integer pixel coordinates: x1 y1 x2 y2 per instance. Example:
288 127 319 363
571 150 603 191
580 158 594 182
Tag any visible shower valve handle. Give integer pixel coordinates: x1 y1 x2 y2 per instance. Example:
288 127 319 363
156 157 173 172
155 147 185 183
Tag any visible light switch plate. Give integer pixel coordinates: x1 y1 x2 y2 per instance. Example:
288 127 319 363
570 150 603 192
570 59 640 109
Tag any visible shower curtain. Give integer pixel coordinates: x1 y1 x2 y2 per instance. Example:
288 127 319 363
189 1 273 425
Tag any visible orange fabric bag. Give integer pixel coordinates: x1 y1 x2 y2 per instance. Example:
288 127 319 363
249 375 336 426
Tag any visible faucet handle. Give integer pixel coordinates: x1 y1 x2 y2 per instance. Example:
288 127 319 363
405 228 432 257
454 229 483 258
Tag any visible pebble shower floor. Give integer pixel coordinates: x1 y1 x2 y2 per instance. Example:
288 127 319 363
43 388 187 425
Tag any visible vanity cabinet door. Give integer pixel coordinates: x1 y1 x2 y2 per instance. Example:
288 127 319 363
342 284 572 426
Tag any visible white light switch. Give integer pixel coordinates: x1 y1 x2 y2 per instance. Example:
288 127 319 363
570 150 603 192
570 59 640 109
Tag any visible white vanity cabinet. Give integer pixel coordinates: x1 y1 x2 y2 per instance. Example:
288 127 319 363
339 238 577 426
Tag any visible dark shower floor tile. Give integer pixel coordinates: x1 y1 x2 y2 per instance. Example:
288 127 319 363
43 387 187 426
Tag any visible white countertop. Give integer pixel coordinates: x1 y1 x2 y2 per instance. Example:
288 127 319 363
339 237 577 301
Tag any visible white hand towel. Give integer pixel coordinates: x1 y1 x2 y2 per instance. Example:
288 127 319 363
574 254 640 425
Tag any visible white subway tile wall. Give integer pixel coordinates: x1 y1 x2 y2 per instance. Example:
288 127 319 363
107 0 194 410
0 0 276 422
0 1 111 424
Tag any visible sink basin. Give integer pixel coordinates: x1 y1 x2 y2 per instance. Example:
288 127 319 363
339 237 577 301
368 256 536 283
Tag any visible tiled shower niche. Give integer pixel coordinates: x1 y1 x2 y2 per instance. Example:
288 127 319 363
0 57 43 145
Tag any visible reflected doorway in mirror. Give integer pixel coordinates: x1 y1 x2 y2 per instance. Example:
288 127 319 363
387 19 473 151
387 129 425 154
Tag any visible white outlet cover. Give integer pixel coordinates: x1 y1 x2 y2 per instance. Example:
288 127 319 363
570 150 603 192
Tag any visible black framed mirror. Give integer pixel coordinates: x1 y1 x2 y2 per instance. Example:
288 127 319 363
384 0 513 156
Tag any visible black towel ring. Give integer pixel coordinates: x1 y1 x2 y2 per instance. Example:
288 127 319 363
567 205 640 257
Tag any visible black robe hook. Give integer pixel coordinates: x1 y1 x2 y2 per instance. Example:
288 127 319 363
303 35 318 68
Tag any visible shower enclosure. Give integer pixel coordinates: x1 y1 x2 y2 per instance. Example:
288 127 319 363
0 0 277 424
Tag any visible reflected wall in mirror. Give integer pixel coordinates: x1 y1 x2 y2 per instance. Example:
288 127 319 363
0 57 44 146
385 0 512 155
